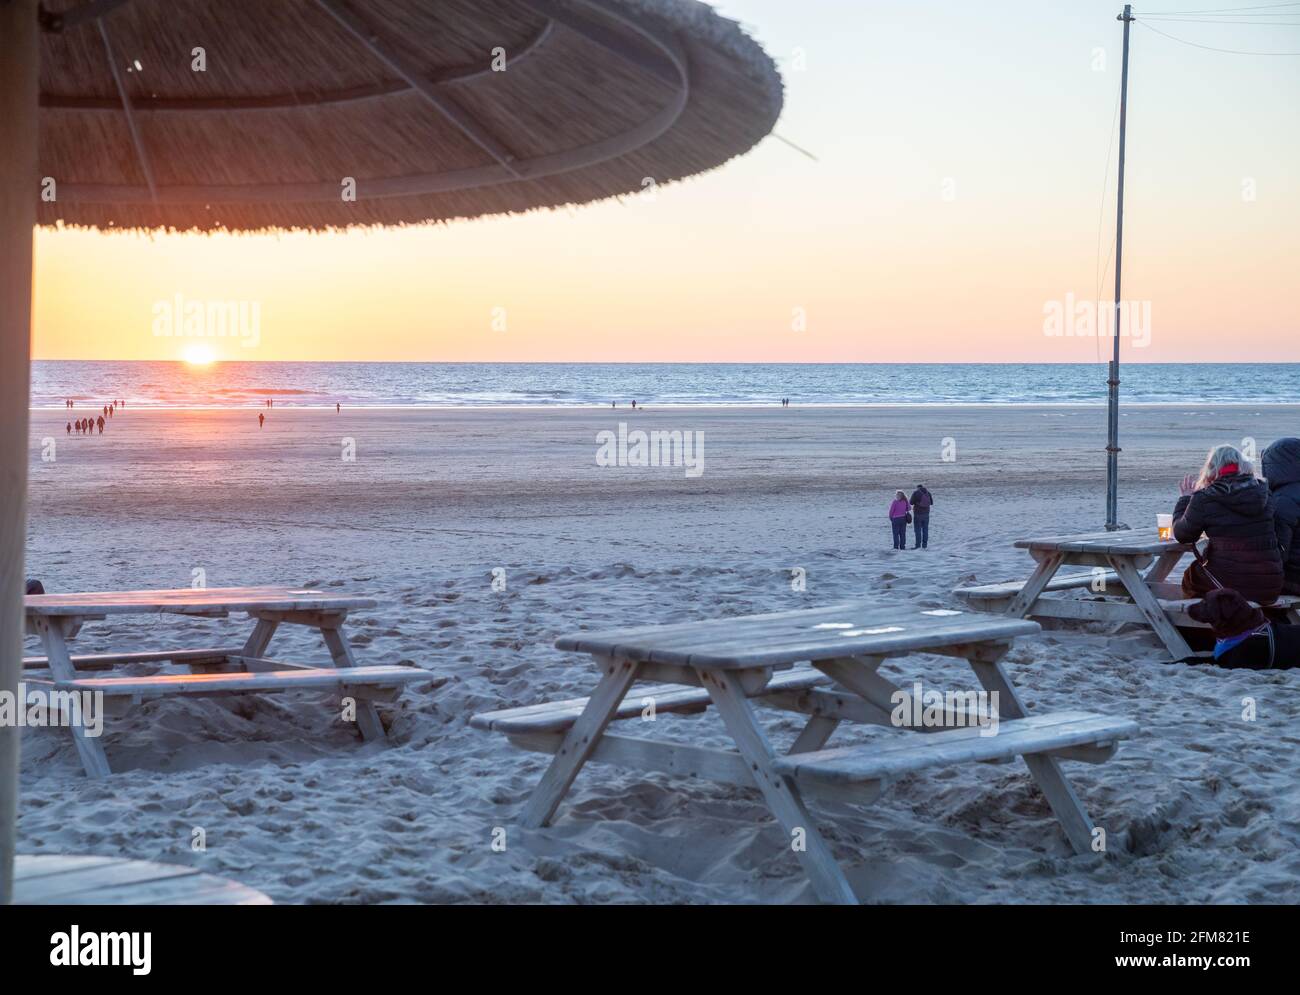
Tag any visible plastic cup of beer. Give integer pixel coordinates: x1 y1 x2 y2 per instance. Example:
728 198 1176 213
1157 513 1173 541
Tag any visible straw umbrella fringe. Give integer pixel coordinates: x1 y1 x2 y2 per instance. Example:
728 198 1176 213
35 0 784 232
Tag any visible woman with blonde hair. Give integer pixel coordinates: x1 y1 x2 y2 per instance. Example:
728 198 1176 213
1173 443 1283 603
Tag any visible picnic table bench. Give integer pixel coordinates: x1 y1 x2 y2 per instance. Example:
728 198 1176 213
23 586 426 777
473 603 1137 905
13 854 272 905
954 529 1300 659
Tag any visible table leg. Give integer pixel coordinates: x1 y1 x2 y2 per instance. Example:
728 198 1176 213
33 616 112 779
813 655 906 723
815 655 966 732
240 616 279 658
317 615 384 742
1144 549 1184 585
788 716 839 754
1006 553 1065 618
965 647 1097 856
1107 555 1194 660
521 656 641 829
699 668 857 905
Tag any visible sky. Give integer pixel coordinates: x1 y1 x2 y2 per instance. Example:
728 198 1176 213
32 0 1300 364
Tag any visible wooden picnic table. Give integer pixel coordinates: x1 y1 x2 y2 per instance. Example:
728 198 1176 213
473 602 1137 905
956 528 1300 660
1011 528 1198 659
22 586 425 778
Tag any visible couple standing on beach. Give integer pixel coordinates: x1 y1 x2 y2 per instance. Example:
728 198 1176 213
888 485 933 550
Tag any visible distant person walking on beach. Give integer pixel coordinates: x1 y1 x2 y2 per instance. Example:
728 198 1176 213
336 402 340 413
258 412 265 429
65 421 70 435
888 490 911 550
96 415 105 434
909 484 933 549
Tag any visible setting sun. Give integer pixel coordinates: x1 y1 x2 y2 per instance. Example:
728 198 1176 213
181 344 216 366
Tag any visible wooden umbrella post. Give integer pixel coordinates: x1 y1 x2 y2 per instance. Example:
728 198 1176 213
0 0 39 905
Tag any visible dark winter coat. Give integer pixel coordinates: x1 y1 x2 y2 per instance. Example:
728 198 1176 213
1173 471 1283 604
909 487 933 518
1261 437 1300 596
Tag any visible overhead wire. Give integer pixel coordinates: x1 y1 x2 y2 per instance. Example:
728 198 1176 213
1135 16 1300 53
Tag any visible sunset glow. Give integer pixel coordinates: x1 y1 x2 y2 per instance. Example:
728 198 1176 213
29 1 1299 364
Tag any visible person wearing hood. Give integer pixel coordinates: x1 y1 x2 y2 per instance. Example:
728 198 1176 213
1261 437 1300 596
1173 443 1283 604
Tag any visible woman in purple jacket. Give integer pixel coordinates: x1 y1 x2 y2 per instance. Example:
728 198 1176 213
889 490 910 550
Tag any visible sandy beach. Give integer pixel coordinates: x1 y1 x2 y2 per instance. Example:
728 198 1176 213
18 403 1300 904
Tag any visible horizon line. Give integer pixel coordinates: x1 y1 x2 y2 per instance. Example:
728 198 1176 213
30 358 1300 366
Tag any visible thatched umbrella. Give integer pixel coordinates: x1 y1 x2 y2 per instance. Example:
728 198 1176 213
0 0 781 901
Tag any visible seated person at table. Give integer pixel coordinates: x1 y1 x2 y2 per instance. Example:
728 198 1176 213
1262 437 1300 596
1186 588 1300 669
1174 443 1283 605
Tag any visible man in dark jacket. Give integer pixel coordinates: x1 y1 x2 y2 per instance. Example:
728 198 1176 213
1262 437 1300 596
1173 464 1283 604
909 484 933 549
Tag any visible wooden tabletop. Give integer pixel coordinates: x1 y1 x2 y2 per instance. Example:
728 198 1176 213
556 602 1040 670
1014 527 1193 556
24 586 377 617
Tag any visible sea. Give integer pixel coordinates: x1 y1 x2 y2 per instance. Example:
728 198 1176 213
29 361 1300 409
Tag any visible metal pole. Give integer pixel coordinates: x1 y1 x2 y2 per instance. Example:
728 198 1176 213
1106 4 1133 530
0 0 39 904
